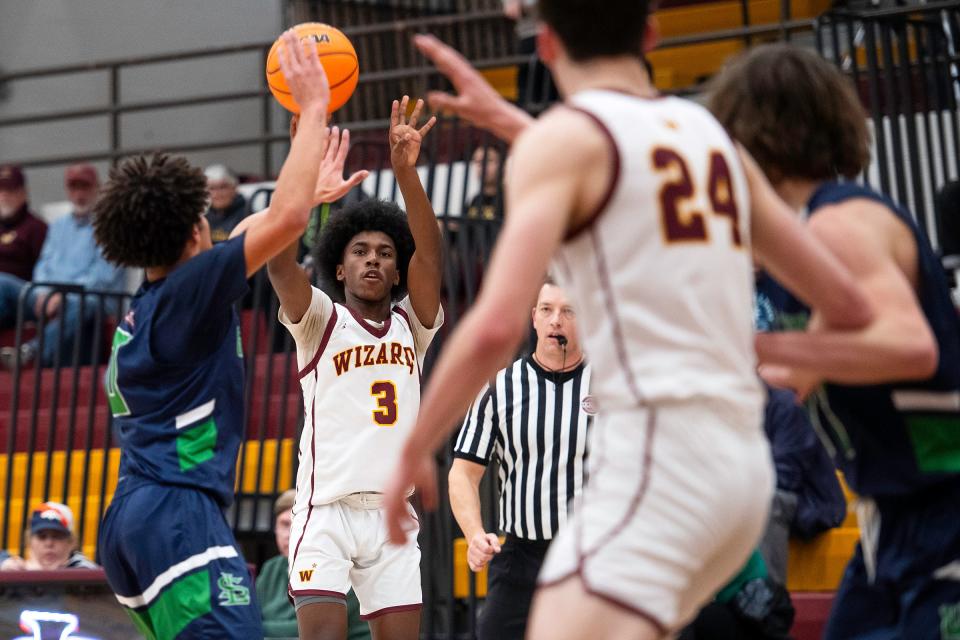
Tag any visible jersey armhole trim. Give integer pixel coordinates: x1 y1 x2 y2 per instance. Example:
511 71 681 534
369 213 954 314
563 106 621 242
298 306 339 380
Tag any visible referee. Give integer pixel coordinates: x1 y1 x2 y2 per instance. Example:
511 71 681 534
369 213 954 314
450 279 593 640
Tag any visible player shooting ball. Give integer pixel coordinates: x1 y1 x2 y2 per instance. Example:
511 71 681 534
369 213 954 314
232 96 442 640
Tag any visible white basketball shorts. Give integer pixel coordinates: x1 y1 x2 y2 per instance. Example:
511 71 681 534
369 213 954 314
288 495 422 620
538 399 774 634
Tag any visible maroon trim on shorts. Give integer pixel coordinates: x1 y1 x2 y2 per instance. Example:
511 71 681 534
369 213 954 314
360 603 423 620
298 306 339 379
589 229 645 405
290 589 347 600
562 107 621 242
347 305 392 339
288 371 319 598
581 408 657 558
536 409 665 634
534 573 667 635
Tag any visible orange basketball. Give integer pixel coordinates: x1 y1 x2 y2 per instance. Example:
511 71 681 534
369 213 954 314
266 23 359 114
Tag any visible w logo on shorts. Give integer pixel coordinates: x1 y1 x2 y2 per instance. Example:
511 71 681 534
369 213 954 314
299 569 314 582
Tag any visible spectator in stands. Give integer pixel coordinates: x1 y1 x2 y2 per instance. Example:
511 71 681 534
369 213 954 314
0 164 46 281
503 0 557 108
678 550 794 640
0 163 126 370
464 146 504 221
205 164 249 244
760 385 846 585
0 502 97 571
256 490 370 640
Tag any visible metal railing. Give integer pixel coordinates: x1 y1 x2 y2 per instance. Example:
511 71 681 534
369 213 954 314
1 283 130 558
817 0 960 245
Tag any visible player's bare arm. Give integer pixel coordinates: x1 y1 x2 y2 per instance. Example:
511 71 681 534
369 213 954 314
231 122 367 322
243 30 330 277
383 112 607 544
390 95 442 326
756 199 938 384
413 34 534 144
742 148 874 330
449 458 502 572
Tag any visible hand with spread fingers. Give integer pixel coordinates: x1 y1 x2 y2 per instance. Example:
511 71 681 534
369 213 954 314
412 33 533 143
389 96 437 169
289 116 369 206
276 28 331 116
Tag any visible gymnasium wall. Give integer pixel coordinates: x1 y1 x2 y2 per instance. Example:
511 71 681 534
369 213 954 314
0 0 285 210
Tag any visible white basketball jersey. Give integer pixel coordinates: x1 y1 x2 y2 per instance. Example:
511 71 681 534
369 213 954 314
281 287 443 508
554 90 761 414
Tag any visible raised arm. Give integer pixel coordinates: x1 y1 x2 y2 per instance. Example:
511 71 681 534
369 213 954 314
232 122 368 322
413 34 534 145
383 111 605 544
242 29 330 277
756 200 938 385
390 96 442 326
744 148 874 331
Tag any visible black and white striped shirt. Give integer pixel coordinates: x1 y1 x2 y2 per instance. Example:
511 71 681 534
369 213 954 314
453 356 594 541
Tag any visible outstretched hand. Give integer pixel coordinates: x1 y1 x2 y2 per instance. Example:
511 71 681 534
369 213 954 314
413 34 510 127
383 447 438 546
290 115 369 205
389 96 437 168
276 28 330 115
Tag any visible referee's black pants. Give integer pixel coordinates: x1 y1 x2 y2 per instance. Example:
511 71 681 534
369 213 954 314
477 535 551 640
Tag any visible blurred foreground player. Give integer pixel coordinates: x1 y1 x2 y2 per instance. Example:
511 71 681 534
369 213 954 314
95 31 346 639
710 44 960 639
384 3 872 639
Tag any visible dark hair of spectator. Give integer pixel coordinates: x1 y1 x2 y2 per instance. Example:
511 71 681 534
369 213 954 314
537 0 651 62
93 154 208 268
707 44 871 183
315 199 415 303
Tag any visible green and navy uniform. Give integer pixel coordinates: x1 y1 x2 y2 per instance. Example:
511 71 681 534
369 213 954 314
757 182 960 640
98 235 261 639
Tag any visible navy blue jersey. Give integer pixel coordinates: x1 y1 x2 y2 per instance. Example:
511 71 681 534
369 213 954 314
106 235 249 507
757 182 960 498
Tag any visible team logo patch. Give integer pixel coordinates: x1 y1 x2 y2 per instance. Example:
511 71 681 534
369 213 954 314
217 572 250 607
581 395 598 416
299 569 314 583
941 603 960 639
0 231 15 245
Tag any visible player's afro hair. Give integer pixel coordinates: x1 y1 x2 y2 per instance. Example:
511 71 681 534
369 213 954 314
315 198 415 303
93 153 208 268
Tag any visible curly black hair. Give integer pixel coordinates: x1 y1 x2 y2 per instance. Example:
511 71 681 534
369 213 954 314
315 198 415 303
93 153 208 268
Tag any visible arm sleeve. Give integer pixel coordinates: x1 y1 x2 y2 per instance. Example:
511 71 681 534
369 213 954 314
396 295 444 360
453 380 499 466
278 286 335 370
151 235 250 363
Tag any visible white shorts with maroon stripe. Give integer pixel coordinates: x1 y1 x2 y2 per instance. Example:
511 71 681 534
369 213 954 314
288 496 421 619
537 400 773 633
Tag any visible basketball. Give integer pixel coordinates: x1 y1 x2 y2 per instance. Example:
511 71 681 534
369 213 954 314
266 22 359 114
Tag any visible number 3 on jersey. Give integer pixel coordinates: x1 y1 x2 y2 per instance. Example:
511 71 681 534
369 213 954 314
653 147 742 247
370 381 398 426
